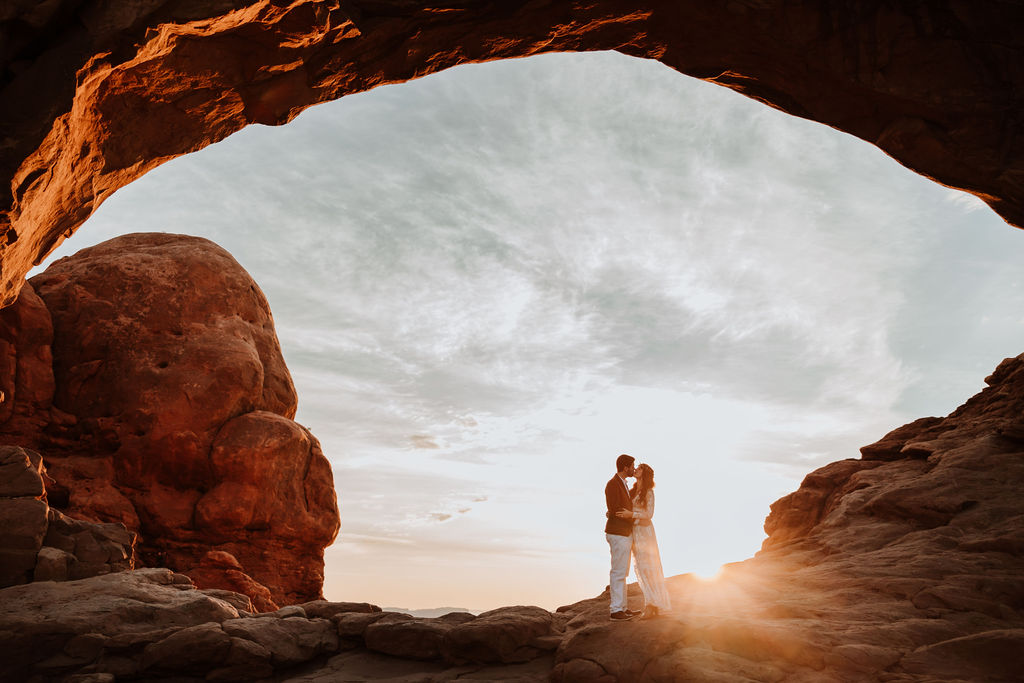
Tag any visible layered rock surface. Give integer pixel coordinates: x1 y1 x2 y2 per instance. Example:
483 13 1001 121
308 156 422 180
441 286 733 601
0 444 136 587
1 1 1023 305
0 233 340 608
0 568 562 682
3 353 1023 680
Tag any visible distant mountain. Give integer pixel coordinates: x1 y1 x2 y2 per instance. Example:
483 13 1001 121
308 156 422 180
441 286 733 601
383 606 477 618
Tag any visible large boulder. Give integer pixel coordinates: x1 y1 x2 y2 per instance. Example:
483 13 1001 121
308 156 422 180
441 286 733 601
363 613 453 661
332 606 561 666
0 568 240 681
0 569 376 681
0 444 136 587
43 508 137 581
31 232 295 457
0 233 340 607
0 443 45 498
0 494 48 585
221 615 338 666
443 606 557 664
185 550 279 613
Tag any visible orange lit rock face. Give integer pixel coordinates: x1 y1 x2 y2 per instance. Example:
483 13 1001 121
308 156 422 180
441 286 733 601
0 233 340 608
0 282 54 427
763 354 1024 559
2 1 1024 306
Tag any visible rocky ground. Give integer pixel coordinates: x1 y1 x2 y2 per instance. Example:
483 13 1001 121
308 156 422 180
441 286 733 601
0 568 564 682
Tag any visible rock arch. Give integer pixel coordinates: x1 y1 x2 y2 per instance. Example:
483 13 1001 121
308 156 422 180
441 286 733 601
1 1 1022 306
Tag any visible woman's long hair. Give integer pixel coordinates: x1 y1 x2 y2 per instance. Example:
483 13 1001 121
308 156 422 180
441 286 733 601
629 463 655 503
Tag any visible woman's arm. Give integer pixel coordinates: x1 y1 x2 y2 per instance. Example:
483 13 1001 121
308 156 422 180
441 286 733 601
632 491 655 521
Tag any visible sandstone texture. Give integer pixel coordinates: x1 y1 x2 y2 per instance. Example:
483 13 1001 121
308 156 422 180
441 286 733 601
0 568 245 681
0 568 562 682
1 2 1023 305
0 233 340 608
0 444 136 587
0 279 54 428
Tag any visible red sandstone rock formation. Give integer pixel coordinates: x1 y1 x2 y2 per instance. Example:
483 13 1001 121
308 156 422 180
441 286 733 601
0 280 55 429
186 550 279 614
0 233 340 608
0 444 136 587
1 1 1023 306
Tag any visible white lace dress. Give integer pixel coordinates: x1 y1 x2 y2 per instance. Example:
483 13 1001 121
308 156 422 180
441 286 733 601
632 490 671 610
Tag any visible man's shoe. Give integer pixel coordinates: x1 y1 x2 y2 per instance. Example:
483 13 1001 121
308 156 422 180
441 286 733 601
609 611 634 621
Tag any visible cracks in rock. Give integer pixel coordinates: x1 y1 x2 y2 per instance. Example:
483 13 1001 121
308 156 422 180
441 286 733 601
299 424 314 514
637 654 662 682
567 655 613 678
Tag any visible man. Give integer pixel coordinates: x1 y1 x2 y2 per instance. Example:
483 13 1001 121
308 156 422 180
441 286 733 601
605 453 639 621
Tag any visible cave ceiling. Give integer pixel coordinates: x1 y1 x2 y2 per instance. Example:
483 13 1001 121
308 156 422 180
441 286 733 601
1 0 1022 307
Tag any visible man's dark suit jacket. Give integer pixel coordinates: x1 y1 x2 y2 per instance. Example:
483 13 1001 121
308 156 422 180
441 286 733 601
604 475 633 536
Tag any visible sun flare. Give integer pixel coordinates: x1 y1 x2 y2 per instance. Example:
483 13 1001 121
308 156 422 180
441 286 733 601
693 566 725 582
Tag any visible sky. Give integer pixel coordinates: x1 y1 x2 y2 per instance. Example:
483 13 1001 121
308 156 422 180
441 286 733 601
34 51 1024 611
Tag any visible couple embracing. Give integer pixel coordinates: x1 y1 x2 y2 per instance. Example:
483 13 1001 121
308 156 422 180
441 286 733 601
604 453 671 621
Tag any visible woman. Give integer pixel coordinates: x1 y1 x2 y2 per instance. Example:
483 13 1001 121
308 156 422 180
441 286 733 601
615 463 671 619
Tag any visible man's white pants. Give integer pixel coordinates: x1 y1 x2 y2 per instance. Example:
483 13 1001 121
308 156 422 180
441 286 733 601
606 532 632 613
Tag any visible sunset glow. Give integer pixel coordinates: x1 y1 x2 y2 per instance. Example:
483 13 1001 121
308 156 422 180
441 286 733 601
694 565 725 582
35 51 1024 611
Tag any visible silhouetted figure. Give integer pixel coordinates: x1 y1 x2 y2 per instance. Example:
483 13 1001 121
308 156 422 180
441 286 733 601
605 453 637 620
617 463 671 619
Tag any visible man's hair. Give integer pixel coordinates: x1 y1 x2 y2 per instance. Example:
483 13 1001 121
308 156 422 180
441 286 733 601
615 454 635 472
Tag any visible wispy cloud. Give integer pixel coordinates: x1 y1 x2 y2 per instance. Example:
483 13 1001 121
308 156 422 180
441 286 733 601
409 435 440 449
